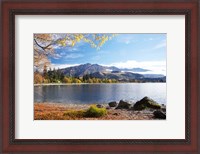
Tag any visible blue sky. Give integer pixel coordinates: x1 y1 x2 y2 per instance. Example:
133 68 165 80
49 34 166 75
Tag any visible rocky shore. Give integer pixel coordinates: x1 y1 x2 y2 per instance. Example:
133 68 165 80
34 96 166 120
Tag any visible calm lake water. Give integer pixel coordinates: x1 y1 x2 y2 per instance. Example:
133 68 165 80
34 83 166 104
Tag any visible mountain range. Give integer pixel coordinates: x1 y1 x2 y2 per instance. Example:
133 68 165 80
60 63 166 82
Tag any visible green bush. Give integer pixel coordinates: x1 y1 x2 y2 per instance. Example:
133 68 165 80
84 105 107 117
63 105 107 119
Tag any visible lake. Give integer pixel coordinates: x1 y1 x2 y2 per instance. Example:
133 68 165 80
34 83 166 104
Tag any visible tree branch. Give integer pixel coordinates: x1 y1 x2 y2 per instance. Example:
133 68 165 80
34 39 52 51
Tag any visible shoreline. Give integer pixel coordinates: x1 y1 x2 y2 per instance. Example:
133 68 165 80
34 82 166 86
34 102 166 120
34 83 119 86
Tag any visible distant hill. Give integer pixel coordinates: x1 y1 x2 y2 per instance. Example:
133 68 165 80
143 74 165 78
88 71 144 81
60 63 119 77
60 63 166 82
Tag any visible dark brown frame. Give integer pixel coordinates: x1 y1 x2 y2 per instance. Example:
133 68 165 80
0 0 199 153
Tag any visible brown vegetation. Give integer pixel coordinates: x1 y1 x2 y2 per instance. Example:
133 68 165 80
34 103 155 120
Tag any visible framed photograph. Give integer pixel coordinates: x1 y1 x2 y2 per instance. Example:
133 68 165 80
1 0 199 153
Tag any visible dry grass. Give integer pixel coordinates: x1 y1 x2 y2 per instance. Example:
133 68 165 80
34 103 87 120
34 103 155 120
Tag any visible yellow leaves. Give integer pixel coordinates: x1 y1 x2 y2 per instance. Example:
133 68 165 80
74 34 84 42
57 39 66 46
75 37 81 42
95 36 100 40
71 34 85 47
71 40 76 47
83 37 97 48
34 33 116 69
98 35 109 47
61 42 66 46
70 34 115 49
83 37 89 43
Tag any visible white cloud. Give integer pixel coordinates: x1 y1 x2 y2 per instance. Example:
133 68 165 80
53 44 61 49
64 53 83 59
52 53 62 59
154 40 166 49
54 45 79 52
117 35 136 44
50 63 79 69
50 59 166 75
52 52 83 59
64 47 78 52
103 60 166 75
52 39 85 51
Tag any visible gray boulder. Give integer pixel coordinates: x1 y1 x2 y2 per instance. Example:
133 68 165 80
161 107 166 112
96 104 104 108
161 104 166 112
106 106 111 110
108 101 118 107
153 110 166 119
116 100 132 109
133 96 161 110
113 113 120 116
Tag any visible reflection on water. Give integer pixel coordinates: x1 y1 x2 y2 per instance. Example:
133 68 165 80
34 83 166 104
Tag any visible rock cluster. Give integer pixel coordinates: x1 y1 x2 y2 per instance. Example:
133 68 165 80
133 96 161 110
108 101 118 107
115 100 132 109
106 96 166 119
153 110 166 119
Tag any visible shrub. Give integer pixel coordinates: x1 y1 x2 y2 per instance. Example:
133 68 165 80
84 105 107 117
43 79 49 83
34 73 43 84
63 105 107 119
63 77 72 83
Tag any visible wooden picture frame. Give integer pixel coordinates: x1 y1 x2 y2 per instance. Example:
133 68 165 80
1 0 199 153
